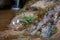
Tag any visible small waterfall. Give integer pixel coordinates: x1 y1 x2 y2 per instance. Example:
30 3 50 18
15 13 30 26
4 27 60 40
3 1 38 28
12 0 20 11
30 6 60 35
17 0 20 8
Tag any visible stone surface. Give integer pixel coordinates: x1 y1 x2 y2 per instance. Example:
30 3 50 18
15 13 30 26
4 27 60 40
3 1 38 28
31 1 55 9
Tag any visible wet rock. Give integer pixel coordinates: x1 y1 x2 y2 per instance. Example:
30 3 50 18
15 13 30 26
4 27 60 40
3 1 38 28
41 26 51 38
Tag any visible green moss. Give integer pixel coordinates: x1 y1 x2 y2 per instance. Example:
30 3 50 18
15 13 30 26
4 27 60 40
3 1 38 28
23 16 37 24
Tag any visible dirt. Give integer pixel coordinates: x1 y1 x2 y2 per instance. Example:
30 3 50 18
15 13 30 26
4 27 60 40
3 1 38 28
0 10 15 31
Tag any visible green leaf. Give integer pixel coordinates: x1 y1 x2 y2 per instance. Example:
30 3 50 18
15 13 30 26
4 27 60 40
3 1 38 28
22 15 37 24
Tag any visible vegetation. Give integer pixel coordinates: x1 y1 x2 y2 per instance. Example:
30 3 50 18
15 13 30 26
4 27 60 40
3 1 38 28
23 16 37 24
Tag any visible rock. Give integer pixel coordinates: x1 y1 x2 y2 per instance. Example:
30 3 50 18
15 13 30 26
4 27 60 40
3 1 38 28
56 20 60 31
26 24 36 34
8 11 37 31
31 1 56 9
0 30 26 40
41 27 51 38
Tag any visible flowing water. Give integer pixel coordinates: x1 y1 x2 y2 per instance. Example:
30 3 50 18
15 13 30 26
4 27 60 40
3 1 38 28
17 0 20 8
12 0 20 11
